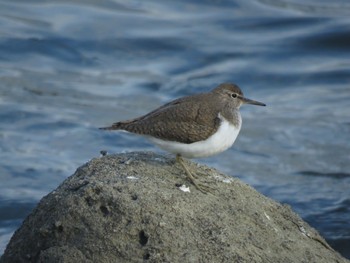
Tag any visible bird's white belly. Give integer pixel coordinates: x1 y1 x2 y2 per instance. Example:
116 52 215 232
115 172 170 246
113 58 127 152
148 115 241 159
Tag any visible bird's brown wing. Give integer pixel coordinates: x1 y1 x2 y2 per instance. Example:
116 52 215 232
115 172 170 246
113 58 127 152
101 94 221 144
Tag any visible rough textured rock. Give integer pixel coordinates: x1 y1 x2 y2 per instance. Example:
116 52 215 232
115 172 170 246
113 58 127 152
1 152 348 263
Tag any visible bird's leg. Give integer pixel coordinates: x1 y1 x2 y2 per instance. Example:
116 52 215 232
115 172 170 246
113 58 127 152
175 154 213 194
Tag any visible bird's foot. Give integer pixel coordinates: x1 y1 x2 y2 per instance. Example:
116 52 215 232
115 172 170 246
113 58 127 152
189 178 215 194
176 154 215 194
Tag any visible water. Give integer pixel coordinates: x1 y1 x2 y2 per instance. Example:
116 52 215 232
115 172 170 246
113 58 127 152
1 0 350 258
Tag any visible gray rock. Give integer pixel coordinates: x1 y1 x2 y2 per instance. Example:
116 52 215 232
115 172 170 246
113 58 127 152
1 152 348 263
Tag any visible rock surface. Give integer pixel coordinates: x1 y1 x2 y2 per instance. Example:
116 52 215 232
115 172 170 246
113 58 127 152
1 152 348 263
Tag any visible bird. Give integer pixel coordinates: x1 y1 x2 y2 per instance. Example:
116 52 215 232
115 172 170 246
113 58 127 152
100 83 266 193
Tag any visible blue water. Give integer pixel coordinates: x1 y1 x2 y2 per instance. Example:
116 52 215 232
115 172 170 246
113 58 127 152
1 0 350 259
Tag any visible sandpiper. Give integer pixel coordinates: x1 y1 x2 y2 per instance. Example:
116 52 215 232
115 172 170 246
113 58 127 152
100 83 266 193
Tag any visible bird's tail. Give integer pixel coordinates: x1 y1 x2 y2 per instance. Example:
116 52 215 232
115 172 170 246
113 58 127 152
99 122 122 130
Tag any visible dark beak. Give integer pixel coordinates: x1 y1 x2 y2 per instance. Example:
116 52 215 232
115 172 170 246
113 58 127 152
241 96 266 106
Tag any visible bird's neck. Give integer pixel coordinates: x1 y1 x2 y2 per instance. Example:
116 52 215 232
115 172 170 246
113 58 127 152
220 108 242 129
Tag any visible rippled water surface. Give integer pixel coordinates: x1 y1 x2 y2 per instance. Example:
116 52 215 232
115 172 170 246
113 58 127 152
1 0 350 258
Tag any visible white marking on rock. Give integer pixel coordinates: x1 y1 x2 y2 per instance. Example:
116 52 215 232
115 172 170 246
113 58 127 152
179 185 190 193
213 175 233 183
264 212 271 220
126 176 139 180
299 225 308 237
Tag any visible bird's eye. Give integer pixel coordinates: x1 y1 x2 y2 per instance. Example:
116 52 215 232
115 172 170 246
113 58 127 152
231 93 237 98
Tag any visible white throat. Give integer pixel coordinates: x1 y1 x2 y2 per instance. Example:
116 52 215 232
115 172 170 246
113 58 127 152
148 113 242 159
